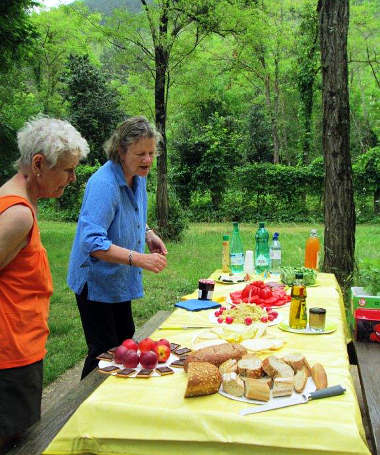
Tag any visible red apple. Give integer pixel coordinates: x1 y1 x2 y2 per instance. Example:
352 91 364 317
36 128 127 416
122 349 140 368
156 338 170 349
139 350 158 369
114 345 128 364
122 338 138 351
154 343 170 363
138 337 156 353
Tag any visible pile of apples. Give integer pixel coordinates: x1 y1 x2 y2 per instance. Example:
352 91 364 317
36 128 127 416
114 337 171 370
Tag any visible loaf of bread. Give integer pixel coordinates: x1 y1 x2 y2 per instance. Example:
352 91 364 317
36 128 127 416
262 356 294 378
311 363 328 390
244 378 271 401
294 366 308 393
219 358 238 375
272 377 294 397
222 372 245 397
184 343 247 371
253 375 273 388
184 362 222 397
237 354 263 378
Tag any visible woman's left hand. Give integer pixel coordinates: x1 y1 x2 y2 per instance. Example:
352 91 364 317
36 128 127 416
146 230 167 256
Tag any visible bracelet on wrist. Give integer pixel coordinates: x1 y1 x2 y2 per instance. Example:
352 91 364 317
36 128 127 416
128 251 134 266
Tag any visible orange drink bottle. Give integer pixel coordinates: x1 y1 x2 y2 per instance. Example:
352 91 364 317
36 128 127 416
304 229 320 270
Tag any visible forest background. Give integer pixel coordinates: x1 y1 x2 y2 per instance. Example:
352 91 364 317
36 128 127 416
0 0 379 238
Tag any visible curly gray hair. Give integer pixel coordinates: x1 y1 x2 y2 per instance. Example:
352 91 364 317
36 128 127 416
15 116 90 170
104 116 161 163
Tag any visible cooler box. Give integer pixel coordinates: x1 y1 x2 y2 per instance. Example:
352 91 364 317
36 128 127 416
350 286 380 330
354 308 380 343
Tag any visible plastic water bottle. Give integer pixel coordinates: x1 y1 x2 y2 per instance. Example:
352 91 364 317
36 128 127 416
254 222 270 274
230 222 244 274
270 232 281 275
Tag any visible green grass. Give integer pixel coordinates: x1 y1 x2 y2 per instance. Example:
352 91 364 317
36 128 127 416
40 221 380 386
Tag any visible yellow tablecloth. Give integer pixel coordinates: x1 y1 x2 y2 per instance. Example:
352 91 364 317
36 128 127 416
44 273 370 455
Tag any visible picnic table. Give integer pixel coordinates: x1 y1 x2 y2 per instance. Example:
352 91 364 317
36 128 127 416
8 272 374 455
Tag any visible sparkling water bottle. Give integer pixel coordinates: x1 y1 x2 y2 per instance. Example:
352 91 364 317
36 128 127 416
230 222 244 274
270 232 281 275
254 222 270 274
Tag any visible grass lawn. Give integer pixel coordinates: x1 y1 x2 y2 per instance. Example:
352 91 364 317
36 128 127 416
40 221 380 386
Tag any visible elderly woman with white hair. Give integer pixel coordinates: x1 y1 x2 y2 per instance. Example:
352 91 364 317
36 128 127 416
0 116 89 449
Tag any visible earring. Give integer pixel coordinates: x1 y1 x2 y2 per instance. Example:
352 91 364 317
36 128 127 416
37 173 40 177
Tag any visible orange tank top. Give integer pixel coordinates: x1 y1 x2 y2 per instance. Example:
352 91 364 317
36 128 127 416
0 196 53 369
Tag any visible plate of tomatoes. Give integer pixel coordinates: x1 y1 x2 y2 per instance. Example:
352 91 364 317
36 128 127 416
230 280 291 308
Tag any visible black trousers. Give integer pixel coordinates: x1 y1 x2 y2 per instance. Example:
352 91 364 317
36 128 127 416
76 284 135 379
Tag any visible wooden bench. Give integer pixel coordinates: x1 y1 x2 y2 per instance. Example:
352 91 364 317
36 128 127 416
5 310 171 455
353 341 380 455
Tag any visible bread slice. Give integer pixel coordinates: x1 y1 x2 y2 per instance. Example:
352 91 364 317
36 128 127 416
282 353 311 376
272 377 294 397
222 372 245 397
184 343 247 371
244 378 271 401
219 358 238 375
262 356 294 378
311 363 328 390
185 362 222 397
238 354 263 378
294 366 308 393
252 375 273 389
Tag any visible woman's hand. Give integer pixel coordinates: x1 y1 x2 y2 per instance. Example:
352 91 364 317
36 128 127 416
146 230 168 256
134 252 167 273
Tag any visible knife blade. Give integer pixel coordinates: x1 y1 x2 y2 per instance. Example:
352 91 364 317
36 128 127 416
239 385 346 416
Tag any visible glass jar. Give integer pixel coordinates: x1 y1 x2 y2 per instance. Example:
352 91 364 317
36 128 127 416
309 307 326 332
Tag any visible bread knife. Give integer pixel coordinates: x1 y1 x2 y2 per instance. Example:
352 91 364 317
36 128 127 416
239 385 346 416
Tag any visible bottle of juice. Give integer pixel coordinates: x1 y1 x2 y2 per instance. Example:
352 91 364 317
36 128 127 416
230 222 244 274
304 229 320 270
254 222 270 274
222 235 230 273
289 273 307 329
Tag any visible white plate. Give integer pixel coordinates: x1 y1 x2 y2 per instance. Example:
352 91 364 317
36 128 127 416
219 376 316 405
98 352 183 377
208 310 282 327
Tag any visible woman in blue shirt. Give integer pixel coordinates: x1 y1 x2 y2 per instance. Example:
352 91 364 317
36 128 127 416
67 116 167 379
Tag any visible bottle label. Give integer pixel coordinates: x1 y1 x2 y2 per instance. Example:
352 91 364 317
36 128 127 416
270 250 281 260
230 253 244 266
256 255 269 266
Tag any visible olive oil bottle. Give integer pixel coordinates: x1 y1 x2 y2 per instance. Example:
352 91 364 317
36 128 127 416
289 273 307 329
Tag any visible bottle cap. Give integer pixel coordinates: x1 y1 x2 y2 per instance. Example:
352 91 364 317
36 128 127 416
295 273 303 280
259 222 265 228
273 232 279 239
311 229 318 236
223 235 229 241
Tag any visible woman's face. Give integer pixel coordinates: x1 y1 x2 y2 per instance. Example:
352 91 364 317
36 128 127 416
37 152 80 198
120 137 156 184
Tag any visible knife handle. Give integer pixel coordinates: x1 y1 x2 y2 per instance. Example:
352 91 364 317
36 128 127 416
310 385 346 400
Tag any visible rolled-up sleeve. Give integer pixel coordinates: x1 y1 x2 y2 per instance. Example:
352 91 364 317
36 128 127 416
78 177 116 264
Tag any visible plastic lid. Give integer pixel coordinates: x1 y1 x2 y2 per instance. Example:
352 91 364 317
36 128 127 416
309 307 326 314
223 235 229 241
273 232 279 239
310 229 318 235
259 222 265 228
295 273 303 279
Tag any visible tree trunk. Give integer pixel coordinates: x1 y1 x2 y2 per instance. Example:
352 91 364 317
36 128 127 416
154 5 169 236
318 0 355 289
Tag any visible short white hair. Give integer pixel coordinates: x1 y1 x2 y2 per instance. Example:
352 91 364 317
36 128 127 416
15 115 90 170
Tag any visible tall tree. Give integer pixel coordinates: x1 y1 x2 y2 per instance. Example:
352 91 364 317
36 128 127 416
97 0 226 236
318 0 355 288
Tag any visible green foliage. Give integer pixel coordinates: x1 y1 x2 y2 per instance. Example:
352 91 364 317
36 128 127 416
147 189 189 242
61 54 126 164
0 0 39 73
0 123 18 185
356 262 380 296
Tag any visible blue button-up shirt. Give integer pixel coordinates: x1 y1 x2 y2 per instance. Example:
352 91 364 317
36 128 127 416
67 160 147 303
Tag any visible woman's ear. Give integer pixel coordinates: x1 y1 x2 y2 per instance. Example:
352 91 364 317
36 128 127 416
31 153 45 176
